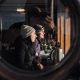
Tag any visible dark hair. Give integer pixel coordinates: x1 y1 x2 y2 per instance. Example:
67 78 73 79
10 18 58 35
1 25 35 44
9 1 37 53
33 24 44 32
28 7 42 17
9 22 24 30
28 6 50 19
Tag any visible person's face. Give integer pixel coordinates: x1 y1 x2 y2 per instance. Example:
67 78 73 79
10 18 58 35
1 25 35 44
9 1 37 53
31 31 37 42
38 29 45 39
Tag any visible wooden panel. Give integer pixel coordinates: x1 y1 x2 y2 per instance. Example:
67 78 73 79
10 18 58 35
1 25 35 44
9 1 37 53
57 15 71 54
60 16 64 53
65 17 71 54
57 16 61 43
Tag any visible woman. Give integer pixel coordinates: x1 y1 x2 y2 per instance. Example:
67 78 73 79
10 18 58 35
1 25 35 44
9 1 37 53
32 24 45 70
14 25 37 70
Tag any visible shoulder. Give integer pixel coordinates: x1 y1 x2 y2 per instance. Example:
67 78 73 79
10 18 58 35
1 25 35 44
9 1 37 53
15 36 27 47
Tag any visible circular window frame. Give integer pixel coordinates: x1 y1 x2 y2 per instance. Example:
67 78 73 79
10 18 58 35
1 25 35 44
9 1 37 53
0 0 80 80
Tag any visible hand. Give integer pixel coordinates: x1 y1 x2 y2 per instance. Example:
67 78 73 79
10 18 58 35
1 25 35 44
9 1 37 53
37 63 44 70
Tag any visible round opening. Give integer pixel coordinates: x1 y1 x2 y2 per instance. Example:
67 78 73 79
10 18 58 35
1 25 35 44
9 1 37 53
0 0 79 79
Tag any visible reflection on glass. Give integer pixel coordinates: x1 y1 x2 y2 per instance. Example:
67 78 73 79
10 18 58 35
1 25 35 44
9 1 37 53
0 0 73 71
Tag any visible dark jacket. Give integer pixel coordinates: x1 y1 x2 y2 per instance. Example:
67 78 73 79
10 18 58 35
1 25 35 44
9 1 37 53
14 36 35 69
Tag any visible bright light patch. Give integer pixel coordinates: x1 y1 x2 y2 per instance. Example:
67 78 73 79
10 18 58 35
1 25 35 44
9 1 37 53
16 8 25 12
78 0 80 3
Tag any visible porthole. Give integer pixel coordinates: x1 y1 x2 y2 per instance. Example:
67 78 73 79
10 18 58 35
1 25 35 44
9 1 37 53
0 0 80 80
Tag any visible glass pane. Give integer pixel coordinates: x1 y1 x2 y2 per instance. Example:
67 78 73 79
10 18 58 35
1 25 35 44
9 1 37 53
0 0 76 72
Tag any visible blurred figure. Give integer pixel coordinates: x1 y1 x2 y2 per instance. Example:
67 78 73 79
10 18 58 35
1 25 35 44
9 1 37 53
27 7 56 40
14 25 37 69
32 24 45 70
7 22 23 44
43 15 56 40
